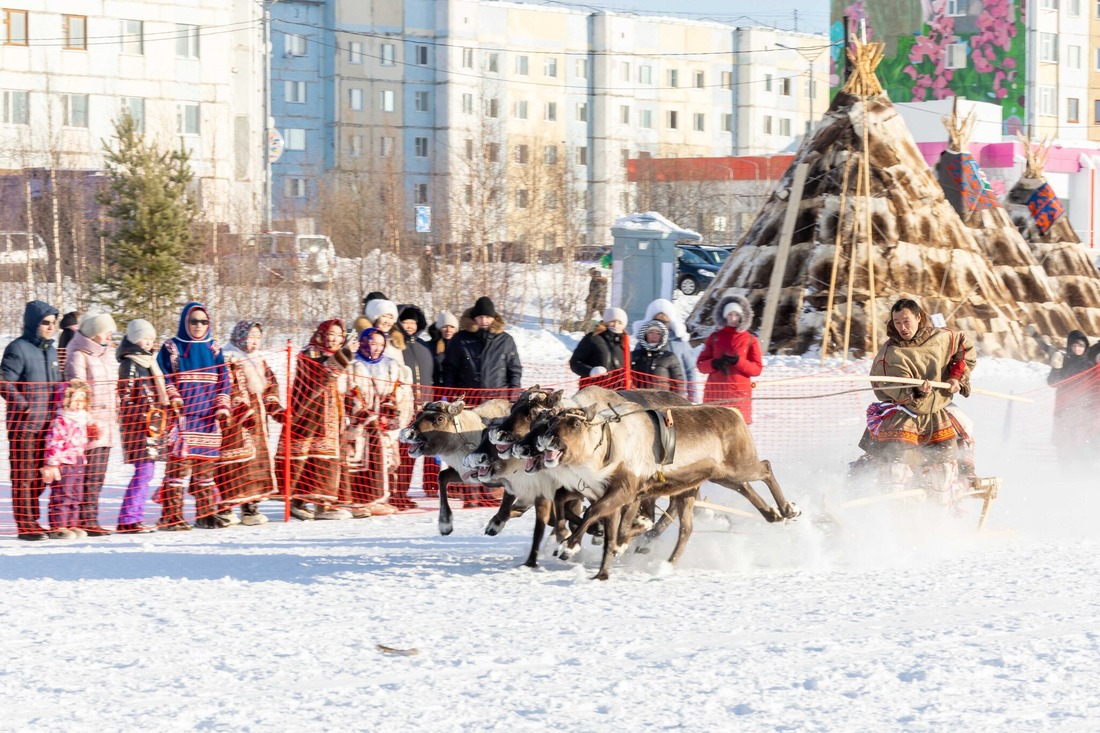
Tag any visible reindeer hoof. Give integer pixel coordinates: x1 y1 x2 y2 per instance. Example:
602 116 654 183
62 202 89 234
439 519 453 536
611 543 629 557
631 516 654 531
592 572 610 581
484 518 504 536
555 542 579 561
783 502 801 521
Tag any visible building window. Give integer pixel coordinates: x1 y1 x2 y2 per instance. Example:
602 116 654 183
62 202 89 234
544 145 558 164
765 74 773 92
485 97 499 118
415 137 428 157
3 9 27 45
285 81 307 104
1068 97 1080 123
1070 0 1081 14
780 77 792 95
946 0 965 15
763 115 773 134
415 90 430 112
415 45 428 65
620 148 629 168
1095 47 1100 70
1094 99 1100 123
120 96 144 131
694 70 705 88
462 48 474 68
380 43 395 65
514 100 528 119
414 184 428 204
121 20 143 54
779 118 791 136
379 89 393 111
1038 85 1056 116
176 24 199 59
284 128 306 151
667 110 678 129
349 88 364 111
465 138 474 160
486 143 499 162
61 93 88 127
640 65 653 85
176 102 199 135
544 57 558 77
577 146 588 166
693 113 705 131
285 178 306 198
1068 45 1081 69
576 102 587 122
620 61 631 82
1039 0 1058 8
516 144 529 164
639 109 653 128
462 93 473 114
2 90 29 124
1039 33 1058 62
945 43 967 69
465 185 474 205
576 58 588 79
285 33 307 56
516 55 529 75
380 136 394 158
545 191 558 209
668 69 679 87
348 42 364 64
722 113 732 132
620 105 630 124
722 71 733 89
487 52 499 73
807 78 818 97
349 134 363 157
516 189 529 208
544 102 557 121
63 14 87 50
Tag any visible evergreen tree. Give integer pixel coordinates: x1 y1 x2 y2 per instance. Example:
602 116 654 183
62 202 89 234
96 113 198 327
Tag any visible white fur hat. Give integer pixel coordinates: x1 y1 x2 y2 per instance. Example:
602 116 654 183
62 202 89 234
79 313 117 338
603 307 628 324
365 299 398 323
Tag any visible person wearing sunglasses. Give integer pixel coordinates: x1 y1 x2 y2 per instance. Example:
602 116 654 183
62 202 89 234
155 302 233 530
1 301 62 540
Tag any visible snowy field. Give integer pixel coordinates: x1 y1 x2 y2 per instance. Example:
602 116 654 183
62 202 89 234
3 298 1100 729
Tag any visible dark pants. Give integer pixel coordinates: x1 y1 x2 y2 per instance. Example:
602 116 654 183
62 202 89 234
49 462 85 530
77 446 110 529
158 457 217 525
9 427 48 533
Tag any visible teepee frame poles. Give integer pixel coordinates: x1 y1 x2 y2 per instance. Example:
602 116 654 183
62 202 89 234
861 93 879 355
843 149 865 361
820 155 853 365
760 163 809 355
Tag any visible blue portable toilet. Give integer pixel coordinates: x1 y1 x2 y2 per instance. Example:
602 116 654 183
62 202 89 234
609 212 702 325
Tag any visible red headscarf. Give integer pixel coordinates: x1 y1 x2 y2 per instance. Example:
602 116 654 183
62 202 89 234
308 319 345 355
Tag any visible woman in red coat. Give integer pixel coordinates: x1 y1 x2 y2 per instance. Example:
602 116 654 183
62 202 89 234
697 294 762 423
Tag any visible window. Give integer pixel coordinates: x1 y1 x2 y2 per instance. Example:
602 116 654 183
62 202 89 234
722 71 732 89
1068 45 1081 69
694 70 705 88
514 100 528 119
577 146 588 166
621 191 631 212
576 58 588 79
1040 33 1058 62
1094 99 1100 124
807 78 818 97
380 136 394 158
765 74 773 91
285 33 306 56
545 191 558 209
465 138 473 160
121 20 143 54
945 43 967 69
465 185 474 205
349 134 363 157
668 69 679 87
1095 47 1100 70
176 102 199 135
349 88 364 111
1070 0 1081 14
415 137 428 157
620 105 630 124
284 81 307 105
544 57 558 77
639 109 652 128
544 145 558 164
486 143 499 162
516 144 529 164
1038 85 1057 116
285 128 306 151
380 43 395 65
1068 97 1080 123
779 118 791 136
516 55 529 75
63 15 86 50
3 9 27 45
722 113 732 132
415 45 428 65
487 52 499 73
462 93 473 114
348 42 364 64
667 110 678 129
378 89 393 111
176 24 199 59
545 101 557 121
516 190 529 208
485 97 499 118
780 77 792 95
946 0 965 15
620 148 629 168
1039 0 1058 8
61 93 88 127
415 184 428 204
576 102 588 122
620 61 631 82
763 114 773 134
640 65 653 84
2 90 29 124
462 48 474 68
693 113 705 131
415 90 429 112
285 178 306 198
121 96 144 131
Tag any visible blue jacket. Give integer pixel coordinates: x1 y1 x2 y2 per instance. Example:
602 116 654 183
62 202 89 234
1 301 61 432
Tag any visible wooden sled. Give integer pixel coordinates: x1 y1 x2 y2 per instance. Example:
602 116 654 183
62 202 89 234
830 475 1001 531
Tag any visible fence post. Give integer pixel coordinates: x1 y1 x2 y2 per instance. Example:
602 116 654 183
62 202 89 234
283 339 292 523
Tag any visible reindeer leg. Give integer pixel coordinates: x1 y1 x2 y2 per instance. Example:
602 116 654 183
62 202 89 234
557 476 634 559
757 459 800 519
715 479 785 522
523 496 553 568
616 501 641 552
438 467 460 535
593 512 621 581
635 492 682 554
484 490 517 536
667 491 696 565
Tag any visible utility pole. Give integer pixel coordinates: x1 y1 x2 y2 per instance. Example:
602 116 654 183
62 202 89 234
778 40 826 138
262 0 274 232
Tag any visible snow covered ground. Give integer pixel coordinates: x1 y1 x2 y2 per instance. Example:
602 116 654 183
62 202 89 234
3 309 1100 730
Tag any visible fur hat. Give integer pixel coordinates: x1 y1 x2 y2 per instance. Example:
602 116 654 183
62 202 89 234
126 319 156 343
398 305 420 323
603 307 628 324
365 299 398 323
471 296 497 319
79 313 117 338
714 293 753 333
435 310 459 329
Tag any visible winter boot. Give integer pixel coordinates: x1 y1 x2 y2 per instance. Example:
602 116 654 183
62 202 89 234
240 502 269 526
289 499 315 521
156 479 189 530
192 480 230 529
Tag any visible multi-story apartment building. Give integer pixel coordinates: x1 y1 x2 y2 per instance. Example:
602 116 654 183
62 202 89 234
0 1 264 230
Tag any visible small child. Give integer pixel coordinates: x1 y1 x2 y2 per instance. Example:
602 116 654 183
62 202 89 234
42 380 93 540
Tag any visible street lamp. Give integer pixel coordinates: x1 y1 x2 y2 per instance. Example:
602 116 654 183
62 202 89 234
776 42 826 138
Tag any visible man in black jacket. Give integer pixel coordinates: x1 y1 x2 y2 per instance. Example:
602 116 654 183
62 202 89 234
569 307 628 389
1 300 62 540
442 296 522 404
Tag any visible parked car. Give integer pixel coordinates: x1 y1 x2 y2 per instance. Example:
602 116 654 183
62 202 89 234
675 244 731 295
226 232 337 286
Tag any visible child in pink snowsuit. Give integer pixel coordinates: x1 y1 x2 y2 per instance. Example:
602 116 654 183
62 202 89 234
42 381 93 539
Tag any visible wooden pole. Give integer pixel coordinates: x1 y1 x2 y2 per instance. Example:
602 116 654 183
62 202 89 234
842 152 865 363
862 95 879 355
749 374 1034 403
759 162 809 354
820 156 853 365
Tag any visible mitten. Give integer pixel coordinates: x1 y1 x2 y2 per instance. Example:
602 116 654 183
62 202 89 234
589 366 608 377
1050 351 1064 369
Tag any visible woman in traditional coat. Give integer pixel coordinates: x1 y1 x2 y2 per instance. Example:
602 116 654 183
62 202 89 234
217 321 285 525
697 294 763 423
857 298 976 503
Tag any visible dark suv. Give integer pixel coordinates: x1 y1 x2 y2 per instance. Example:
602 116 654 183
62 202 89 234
676 244 731 295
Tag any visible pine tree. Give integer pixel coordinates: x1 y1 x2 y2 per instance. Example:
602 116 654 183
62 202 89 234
96 113 198 328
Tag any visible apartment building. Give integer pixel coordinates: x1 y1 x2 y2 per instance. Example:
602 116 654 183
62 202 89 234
0 1 264 229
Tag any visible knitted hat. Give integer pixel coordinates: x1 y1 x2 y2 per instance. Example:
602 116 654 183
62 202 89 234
79 313 117 338
126 319 156 343
603 307 628 324
59 311 81 330
471 296 497 319
723 301 741 320
365 298 398 323
398 305 420 323
435 310 459 329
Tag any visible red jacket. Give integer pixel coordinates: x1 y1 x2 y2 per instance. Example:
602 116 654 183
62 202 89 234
697 326 762 423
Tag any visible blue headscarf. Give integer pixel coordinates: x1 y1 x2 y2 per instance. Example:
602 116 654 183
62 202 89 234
356 327 385 363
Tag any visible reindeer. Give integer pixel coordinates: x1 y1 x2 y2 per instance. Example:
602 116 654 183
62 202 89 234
398 398 512 535
531 403 800 580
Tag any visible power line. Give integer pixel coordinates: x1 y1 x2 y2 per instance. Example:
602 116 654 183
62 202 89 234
13 19 261 48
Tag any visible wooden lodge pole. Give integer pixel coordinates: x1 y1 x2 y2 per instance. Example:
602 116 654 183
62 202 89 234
861 94 879 355
842 152 865 363
759 163 810 354
820 155 853 365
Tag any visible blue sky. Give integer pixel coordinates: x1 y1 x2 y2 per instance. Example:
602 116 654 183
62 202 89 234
538 0 831 35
